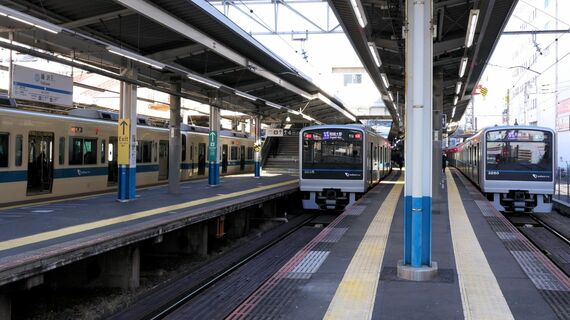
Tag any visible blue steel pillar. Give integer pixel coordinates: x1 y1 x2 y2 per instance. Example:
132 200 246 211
118 63 137 202
254 116 261 178
208 105 220 186
398 0 438 280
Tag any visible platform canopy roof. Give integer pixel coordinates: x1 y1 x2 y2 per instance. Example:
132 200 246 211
0 0 358 125
328 0 518 138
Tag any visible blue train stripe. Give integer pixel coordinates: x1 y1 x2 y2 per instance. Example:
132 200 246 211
0 170 27 183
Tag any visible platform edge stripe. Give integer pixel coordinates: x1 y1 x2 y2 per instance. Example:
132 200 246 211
0 180 297 252
446 170 514 320
324 175 403 320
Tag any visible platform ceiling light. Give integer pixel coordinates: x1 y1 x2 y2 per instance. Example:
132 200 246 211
451 106 456 118
459 57 468 78
455 82 462 95
350 0 368 28
380 73 390 89
368 42 382 67
265 101 282 110
388 91 394 102
453 95 458 106
288 109 301 115
235 90 256 101
465 9 480 48
0 5 62 34
286 116 291 122
107 45 165 70
187 74 220 89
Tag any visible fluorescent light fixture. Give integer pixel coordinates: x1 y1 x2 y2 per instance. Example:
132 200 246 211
235 90 256 101
368 42 382 67
187 74 220 88
455 82 462 95
380 73 390 88
0 5 62 34
349 0 368 28
459 57 468 77
388 91 394 101
453 96 458 106
465 9 480 48
107 45 166 70
301 93 315 100
265 101 282 109
286 116 291 122
342 110 357 122
451 106 456 118
287 109 301 115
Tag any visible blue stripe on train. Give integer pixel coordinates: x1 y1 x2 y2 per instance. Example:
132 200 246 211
0 162 255 183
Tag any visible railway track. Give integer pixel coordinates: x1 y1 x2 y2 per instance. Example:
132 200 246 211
109 212 330 320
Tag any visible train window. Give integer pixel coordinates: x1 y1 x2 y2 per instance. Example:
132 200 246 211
230 146 238 161
181 136 187 162
0 133 8 167
15 135 22 166
69 138 83 165
59 137 65 165
190 144 193 161
137 140 153 163
101 140 106 164
153 142 157 162
247 147 253 160
68 137 97 165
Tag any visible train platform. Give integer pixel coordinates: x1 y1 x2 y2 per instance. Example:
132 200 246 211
223 168 570 319
0 173 297 288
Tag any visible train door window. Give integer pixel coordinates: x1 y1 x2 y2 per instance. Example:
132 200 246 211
69 138 83 165
27 132 54 194
181 135 187 162
15 135 22 167
137 140 153 163
230 146 238 161
240 145 245 171
58 137 65 165
247 147 253 160
0 133 8 167
153 141 157 162
108 137 118 184
198 143 206 175
101 139 106 164
222 144 228 173
83 138 97 165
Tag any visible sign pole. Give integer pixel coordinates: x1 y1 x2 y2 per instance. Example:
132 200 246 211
208 105 220 186
254 116 261 178
117 63 137 201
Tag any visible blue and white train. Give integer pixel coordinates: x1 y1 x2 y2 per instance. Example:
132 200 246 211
299 124 391 210
447 125 555 213
0 106 255 205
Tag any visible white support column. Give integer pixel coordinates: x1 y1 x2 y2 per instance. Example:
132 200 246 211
168 80 182 194
117 62 138 201
399 0 438 281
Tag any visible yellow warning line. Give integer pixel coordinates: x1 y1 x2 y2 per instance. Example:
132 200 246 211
446 170 513 320
0 180 297 252
324 175 403 320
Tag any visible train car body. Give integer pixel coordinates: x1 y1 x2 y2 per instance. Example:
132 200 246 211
447 125 555 213
299 124 391 210
0 107 254 205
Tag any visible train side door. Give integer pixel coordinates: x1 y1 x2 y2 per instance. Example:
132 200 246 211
369 142 374 186
107 137 118 185
158 140 169 180
27 131 54 194
198 143 206 175
240 145 245 171
221 144 228 174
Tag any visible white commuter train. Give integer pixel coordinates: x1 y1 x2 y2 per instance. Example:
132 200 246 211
0 106 255 205
447 125 555 213
299 124 391 210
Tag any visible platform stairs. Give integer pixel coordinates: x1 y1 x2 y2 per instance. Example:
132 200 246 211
262 136 299 174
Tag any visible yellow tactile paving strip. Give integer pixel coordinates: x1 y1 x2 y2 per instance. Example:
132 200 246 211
0 180 297 252
324 175 403 320
446 170 514 320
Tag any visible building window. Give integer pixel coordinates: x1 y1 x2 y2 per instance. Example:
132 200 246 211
544 0 549 9
344 74 362 86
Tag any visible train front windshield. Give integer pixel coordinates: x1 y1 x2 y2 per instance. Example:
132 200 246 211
486 129 552 181
302 129 363 180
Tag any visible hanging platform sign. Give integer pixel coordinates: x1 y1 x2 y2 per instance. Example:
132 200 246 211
12 64 73 107
208 130 218 161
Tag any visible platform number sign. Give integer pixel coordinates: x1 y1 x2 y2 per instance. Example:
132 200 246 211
208 130 218 162
118 119 130 165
